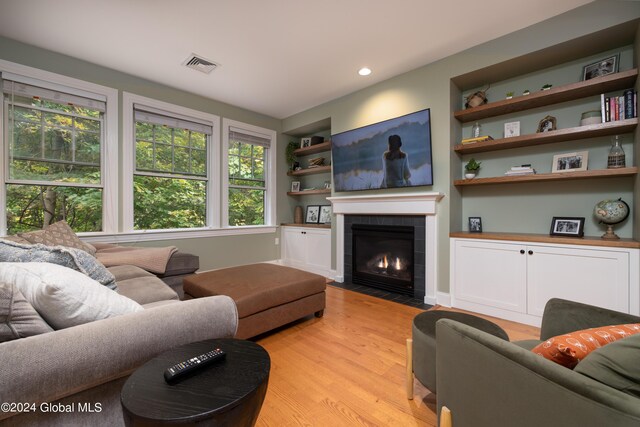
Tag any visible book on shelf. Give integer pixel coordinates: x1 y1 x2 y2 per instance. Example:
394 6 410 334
504 165 536 176
461 135 493 144
600 90 637 122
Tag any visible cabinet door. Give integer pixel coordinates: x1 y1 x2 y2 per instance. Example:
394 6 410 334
282 228 306 265
453 240 527 313
527 245 629 316
304 229 332 271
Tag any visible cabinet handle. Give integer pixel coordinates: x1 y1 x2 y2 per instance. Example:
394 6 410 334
520 249 525 254
528 250 533 255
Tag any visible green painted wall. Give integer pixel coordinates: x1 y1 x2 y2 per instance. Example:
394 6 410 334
282 1 640 294
0 36 284 271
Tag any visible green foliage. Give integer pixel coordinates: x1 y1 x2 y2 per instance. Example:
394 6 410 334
286 141 298 167
465 158 482 171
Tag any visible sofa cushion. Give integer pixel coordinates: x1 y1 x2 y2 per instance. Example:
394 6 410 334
107 264 155 282
117 276 179 305
20 220 96 256
158 251 199 277
0 263 142 330
531 323 640 368
574 334 640 398
0 239 116 291
0 281 53 342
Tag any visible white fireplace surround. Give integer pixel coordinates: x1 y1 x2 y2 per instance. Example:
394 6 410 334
328 192 444 305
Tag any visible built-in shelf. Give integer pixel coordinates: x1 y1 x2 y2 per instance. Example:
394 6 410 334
281 223 331 229
293 140 332 156
287 165 332 177
450 231 640 249
454 119 638 154
454 167 637 186
454 69 638 123
287 189 331 196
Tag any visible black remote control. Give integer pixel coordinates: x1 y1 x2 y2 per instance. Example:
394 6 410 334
164 348 226 383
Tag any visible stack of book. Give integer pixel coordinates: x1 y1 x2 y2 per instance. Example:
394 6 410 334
461 135 493 145
600 89 637 122
505 165 536 176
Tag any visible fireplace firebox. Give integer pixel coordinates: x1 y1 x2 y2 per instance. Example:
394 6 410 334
351 224 414 295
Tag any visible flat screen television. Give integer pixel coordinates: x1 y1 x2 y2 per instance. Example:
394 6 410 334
331 109 433 192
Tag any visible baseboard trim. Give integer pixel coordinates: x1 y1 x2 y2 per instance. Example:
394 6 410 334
436 292 451 307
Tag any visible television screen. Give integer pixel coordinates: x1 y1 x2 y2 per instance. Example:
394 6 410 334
331 109 433 192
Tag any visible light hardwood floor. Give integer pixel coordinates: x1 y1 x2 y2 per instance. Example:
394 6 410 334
255 285 540 426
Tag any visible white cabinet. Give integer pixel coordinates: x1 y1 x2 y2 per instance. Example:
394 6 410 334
451 238 640 326
281 226 332 277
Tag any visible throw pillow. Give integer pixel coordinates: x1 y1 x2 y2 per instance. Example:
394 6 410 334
1 234 32 245
574 334 640 398
20 220 96 256
531 323 640 368
0 263 143 330
0 281 53 342
0 239 117 291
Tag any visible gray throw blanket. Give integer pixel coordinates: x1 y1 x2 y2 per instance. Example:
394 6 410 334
93 243 177 274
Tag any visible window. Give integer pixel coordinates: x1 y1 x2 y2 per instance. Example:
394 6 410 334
223 119 276 227
1 63 117 235
123 93 220 232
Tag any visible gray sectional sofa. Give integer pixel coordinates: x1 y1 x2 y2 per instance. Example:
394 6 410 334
0 264 238 426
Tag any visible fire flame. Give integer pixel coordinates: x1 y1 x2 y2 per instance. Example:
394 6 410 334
377 256 388 268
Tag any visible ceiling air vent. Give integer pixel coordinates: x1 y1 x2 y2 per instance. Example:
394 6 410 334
183 54 218 74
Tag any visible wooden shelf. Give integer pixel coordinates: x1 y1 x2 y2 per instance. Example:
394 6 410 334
454 119 638 154
454 167 637 186
294 140 332 156
281 223 331 229
287 189 331 196
454 69 638 123
450 231 640 249
287 165 332 176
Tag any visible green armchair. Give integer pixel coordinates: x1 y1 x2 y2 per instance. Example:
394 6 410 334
435 298 640 427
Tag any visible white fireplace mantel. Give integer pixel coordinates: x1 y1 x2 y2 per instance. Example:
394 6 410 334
328 192 444 305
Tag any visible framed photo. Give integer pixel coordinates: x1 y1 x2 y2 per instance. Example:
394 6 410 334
300 137 312 148
305 205 320 224
550 217 585 237
319 205 332 224
582 54 619 81
323 181 331 189
504 121 520 138
291 181 301 192
552 151 588 173
537 115 557 133
468 217 482 233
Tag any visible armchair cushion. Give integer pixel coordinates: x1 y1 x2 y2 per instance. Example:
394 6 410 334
575 334 640 398
531 323 640 368
0 263 142 329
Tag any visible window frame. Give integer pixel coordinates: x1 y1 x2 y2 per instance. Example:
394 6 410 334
0 59 118 236
222 118 277 228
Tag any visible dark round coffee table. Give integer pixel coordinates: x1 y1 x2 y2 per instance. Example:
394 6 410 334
121 338 270 426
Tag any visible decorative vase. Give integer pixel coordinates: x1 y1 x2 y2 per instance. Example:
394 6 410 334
294 206 303 224
471 122 481 138
465 172 476 179
607 135 625 169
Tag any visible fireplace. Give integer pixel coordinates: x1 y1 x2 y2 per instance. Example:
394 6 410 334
352 224 414 295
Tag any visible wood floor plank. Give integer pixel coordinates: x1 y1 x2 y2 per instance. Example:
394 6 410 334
255 286 539 426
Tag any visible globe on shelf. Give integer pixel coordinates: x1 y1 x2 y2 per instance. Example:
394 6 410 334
593 198 630 240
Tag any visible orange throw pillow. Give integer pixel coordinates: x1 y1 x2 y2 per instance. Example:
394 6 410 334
532 323 640 368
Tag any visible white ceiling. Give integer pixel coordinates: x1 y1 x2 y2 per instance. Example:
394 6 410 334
0 0 593 119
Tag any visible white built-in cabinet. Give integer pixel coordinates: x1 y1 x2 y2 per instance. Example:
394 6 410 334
451 237 640 326
281 226 331 277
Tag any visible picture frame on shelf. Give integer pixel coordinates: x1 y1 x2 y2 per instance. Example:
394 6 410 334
319 206 332 224
504 121 520 138
301 137 312 148
549 217 585 237
582 54 619 81
291 181 301 192
323 181 331 189
305 205 320 224
536 115 557 133
468 217 482 233
551 151 588 173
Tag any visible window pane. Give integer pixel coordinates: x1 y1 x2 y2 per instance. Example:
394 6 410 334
191 132 206 149
44 128 72 161
174 147 190 173
192 148 206 175
155 144 172 172
76 131 100 164
136 122 153 141
5 184 102 233
11 120 41 158
228 188 265 226
133 175 206 230
136 141 153 170
155 126 171 144
174 128 189 147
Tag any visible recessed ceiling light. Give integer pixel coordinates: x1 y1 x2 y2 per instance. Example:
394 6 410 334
358 67 372 76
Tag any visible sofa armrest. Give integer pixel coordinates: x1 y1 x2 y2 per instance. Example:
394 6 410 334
540 298 640 340
0 296 238 421
435 319 640 427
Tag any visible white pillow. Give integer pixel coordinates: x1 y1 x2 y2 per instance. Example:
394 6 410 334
0 263 142 329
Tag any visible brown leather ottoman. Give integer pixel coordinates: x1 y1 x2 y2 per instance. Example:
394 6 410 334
183 263 326 339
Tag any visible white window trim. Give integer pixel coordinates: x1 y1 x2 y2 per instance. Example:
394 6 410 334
222 118 277 227
123 92 221 233
0 59 118 235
